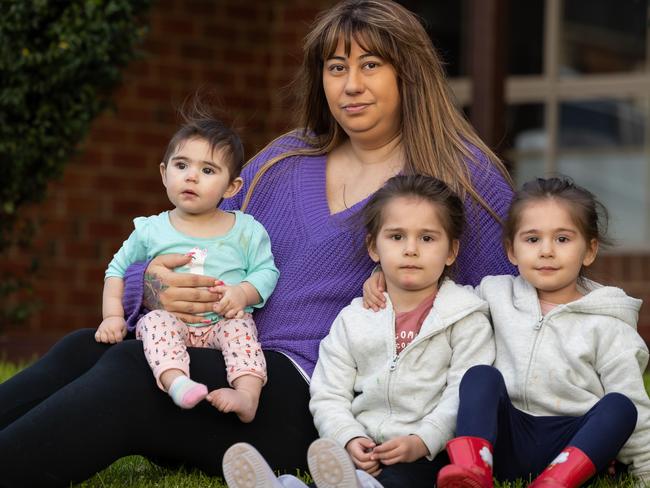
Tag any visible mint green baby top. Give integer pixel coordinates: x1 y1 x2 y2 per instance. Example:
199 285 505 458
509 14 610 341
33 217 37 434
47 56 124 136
106 210 279 324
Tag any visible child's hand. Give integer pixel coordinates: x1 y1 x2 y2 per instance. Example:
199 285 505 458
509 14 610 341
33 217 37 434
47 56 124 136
362 269 386 311
212 284 247 319
95 316 127 344
370 435 429 465
346 437 381 476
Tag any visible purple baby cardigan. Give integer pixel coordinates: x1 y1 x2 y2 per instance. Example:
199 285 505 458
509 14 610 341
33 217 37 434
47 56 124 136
122 132 516 377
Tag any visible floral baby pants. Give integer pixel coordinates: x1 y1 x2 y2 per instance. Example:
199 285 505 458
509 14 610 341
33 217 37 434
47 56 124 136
135 310 267 390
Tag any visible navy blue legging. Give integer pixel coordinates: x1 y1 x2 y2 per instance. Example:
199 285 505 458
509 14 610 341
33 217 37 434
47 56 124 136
374 451 449 488
456 365 637 482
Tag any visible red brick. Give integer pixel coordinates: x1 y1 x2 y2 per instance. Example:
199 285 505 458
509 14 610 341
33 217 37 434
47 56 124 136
87 222 126 239
63 242 100 260
88 126 131 145
117 107 153 124
225 5 263 20
135 84 174 102
142 37 177 57
179 42 217 61
161 18 197 36
202 23 239 41
184 0 217 16
110 150 149 168
283 6 321 23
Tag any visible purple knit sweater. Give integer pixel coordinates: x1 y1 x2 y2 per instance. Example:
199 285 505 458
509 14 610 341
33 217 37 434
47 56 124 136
122 133 516 377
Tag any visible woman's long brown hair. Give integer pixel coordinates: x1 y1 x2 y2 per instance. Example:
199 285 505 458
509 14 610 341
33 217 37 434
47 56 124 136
242 0 512 220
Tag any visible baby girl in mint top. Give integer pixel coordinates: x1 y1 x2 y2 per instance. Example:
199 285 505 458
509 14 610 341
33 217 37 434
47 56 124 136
97 106 279 423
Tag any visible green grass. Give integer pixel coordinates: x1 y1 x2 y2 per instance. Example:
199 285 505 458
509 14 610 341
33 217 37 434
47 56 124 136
0 362 645 487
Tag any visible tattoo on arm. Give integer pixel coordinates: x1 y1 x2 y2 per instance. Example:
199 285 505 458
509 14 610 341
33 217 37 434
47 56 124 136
143 273 167 310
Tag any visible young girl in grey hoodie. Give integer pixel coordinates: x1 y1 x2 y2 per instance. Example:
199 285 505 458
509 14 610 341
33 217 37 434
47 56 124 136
222 175 496 488
434 177 650 488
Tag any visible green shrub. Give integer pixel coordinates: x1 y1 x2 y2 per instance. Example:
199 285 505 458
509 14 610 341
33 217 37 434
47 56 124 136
0 0 152 327
0 0 152 248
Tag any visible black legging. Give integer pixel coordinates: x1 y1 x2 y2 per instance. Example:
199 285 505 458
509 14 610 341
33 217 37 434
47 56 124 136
0 329 317 488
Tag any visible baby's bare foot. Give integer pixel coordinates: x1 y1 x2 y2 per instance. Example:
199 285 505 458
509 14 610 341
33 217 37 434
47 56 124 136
206 387 259 423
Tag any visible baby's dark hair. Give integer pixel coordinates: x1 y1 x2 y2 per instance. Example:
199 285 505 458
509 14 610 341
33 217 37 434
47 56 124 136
162 96 244 181
363 174 465 282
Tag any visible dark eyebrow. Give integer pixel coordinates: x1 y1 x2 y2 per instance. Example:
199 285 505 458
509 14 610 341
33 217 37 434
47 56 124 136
170 156 220 169
520 228 578 235
326 52 380 62
383 227 442 235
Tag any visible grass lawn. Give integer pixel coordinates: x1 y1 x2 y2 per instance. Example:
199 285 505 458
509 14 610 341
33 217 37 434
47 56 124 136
0 362 645 487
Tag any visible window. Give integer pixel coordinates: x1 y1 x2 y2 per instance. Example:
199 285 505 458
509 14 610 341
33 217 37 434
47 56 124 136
435 0 650 249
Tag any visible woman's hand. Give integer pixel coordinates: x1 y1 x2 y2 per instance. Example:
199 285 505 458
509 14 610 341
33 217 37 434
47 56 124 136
362 269 387 311
370 435 429 465
95 316 127 344
144 254 222 324
346 437 381 476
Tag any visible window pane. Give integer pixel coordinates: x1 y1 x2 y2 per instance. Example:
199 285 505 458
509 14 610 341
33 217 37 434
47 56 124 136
559 99 645 149
557 98 648 246
561 0 648 75
557 151 648 246
508 0 544 75
505 104 546 181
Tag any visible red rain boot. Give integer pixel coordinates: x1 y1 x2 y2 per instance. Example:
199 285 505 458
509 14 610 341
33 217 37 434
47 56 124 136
529 446 596 488
437 436 494 488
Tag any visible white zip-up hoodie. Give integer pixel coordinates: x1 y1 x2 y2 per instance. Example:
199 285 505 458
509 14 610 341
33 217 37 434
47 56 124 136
309 279 495 459
479 274 650 477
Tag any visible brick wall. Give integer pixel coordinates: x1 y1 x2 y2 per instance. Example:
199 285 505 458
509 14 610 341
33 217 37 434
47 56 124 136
1 0 648 349
1 0 335 341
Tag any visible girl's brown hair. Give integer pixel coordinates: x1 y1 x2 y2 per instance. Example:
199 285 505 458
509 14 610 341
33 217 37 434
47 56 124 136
363 174 465 282
241 0 512 215
504 177 610 281
504 177 610 247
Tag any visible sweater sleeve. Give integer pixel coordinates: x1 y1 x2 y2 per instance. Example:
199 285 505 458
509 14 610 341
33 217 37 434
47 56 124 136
243 219 279 307
122 260 151 331
455 148 518 286
309 313 369 447
105 218 150 279
412 309 495 458
597 332 650 478
112 218 151 332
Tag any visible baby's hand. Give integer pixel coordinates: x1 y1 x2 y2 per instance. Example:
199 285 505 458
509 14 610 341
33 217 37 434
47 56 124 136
95 316 127 344
212 284 246 319
346 437 381 476
362 269 387 311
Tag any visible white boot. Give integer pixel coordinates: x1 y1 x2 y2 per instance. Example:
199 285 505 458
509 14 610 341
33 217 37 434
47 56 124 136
277 474 311 488
354 469 384 488
223 442 287 488
307 438 370 488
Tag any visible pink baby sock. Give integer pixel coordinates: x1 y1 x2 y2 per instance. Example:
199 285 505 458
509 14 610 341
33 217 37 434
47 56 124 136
168 375 208 409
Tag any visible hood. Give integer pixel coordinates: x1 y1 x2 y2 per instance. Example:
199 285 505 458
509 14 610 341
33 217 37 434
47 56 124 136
513 275 642 329
350 278 488 334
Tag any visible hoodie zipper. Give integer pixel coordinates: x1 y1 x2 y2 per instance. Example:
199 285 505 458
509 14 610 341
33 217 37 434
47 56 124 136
376 309 397 442
379 308 456 439
522 300 570 411
522 313 544 411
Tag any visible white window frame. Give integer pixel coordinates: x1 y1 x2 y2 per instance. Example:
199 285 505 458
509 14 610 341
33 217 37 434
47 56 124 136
449 0 650 251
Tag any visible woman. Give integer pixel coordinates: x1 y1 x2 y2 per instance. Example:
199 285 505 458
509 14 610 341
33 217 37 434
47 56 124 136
0 1 515 486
